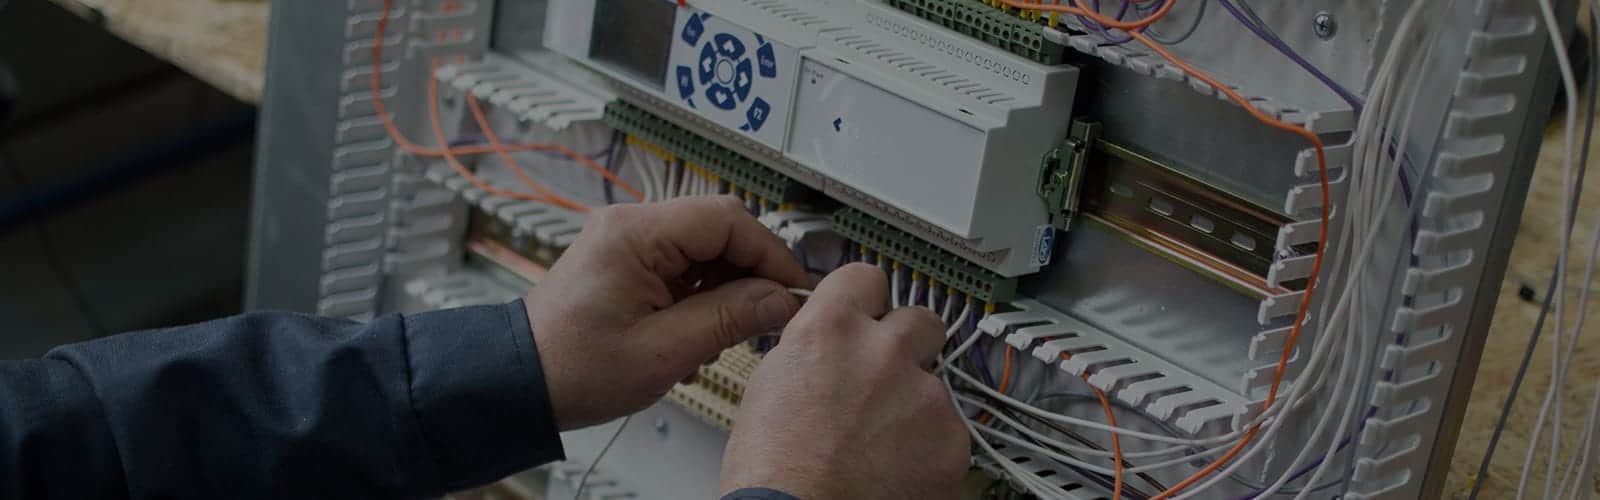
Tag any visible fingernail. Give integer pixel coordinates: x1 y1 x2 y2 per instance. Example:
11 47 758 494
756 290 798 331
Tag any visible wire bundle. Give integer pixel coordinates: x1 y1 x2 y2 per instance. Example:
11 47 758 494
1494 1 1600 499
925 1 1483 498
370 0 646 214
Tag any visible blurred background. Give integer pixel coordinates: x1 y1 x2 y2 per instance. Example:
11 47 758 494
0 0 257 359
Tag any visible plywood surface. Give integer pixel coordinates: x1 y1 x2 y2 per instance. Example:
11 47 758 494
46 0 268 103
47 1 1600 496
1443 105 1600 498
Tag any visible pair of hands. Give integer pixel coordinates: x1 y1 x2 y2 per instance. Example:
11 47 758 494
523 196 970 499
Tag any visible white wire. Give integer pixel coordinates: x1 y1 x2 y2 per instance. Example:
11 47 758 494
891 265 903 309
1279 16 1441 496
1206 1 1446 495
573 415 631 500
1555 198 1600 499
631 152 660 202
1563 380 1600 500
944 374 1075 498
954 393 1230 464
1522 0 1582 497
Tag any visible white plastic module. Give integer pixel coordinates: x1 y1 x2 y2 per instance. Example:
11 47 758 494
544 0 1079 277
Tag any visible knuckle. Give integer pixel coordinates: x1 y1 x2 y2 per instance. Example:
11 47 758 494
590 204 634 229
918 374 951 402
897 307 945 336
839 262 886 281
713 303 745 348
801 300 857 329
710 194 746 214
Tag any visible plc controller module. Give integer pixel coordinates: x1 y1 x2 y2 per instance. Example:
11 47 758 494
247 0 1573 498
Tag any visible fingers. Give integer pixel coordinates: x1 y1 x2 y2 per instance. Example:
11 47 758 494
806 263 890 320
614 196 808 289
636 277 801 366
878 306 948 369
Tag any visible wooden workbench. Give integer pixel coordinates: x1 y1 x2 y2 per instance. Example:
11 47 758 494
46 0 267 104
44 0 1598 496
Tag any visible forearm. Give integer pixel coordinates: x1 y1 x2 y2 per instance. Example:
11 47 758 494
0 301 563 498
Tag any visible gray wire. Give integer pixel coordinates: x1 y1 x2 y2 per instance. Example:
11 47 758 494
573 415 631 500
1467 11 1599 500
1143 0 1209 46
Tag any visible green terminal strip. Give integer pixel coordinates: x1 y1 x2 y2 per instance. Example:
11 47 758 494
884 0 1067 65
604 100 801 203
832 207 1018 303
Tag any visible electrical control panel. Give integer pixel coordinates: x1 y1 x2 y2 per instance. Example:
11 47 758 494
247 0 1569 498
548 0 1080 277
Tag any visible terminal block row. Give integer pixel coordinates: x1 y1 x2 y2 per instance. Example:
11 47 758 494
604 100 800 203
884 0 1067 65
833 207 1017 303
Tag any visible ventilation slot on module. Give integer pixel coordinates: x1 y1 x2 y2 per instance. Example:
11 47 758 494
883 0 1067 64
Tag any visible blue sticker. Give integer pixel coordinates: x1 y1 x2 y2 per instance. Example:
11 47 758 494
733 58 753 101
1033 226 1056 266
706 83 737 110
682 14 705 46
745 97 771 131
713 33 746 59
757 43 778 78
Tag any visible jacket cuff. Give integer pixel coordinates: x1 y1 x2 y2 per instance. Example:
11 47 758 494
722 487 802 500
403 299 565 491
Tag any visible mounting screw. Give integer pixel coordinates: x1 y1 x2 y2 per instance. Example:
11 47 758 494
1313 12 1337 40
653 417 670 439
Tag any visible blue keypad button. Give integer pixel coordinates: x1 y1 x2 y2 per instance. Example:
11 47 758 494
745 97 771 131
706 84 737 110
713 33 746 60
682 14 705 46
733 59 753 101
757 44 777 78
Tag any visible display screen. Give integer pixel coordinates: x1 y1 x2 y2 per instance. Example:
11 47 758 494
590 0 676 88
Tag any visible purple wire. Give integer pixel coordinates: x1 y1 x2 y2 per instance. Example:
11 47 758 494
1213 0 1364 112
1231 331 1409 498
1076 0 1140 45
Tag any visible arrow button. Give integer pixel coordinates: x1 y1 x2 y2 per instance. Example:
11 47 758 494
713 33 745 59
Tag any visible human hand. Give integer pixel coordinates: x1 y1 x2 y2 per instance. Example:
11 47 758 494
720 264 970 499
524 196 809 430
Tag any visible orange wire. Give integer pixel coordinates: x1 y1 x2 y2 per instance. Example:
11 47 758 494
1095 386 1124 500
1022 3 1332 498
371 0 642 207
999 345 1016 395
1036 6 1324 500
1061 351 1124 500
978 345 1019 425
466 93 645 202
463 93 590 212
993 0 1176 30
425 60 550 203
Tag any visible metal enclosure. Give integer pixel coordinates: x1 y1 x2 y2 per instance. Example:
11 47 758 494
246 0 1566 498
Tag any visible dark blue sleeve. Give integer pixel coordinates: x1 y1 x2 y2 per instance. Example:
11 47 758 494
0 300 564 499
722 487 802 500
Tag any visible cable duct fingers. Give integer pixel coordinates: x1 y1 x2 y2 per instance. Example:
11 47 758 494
990 300 1251 434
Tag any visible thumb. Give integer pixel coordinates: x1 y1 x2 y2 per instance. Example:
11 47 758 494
636 278 800 364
